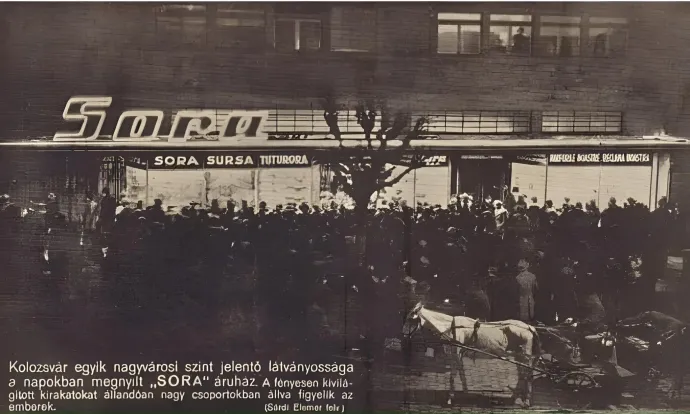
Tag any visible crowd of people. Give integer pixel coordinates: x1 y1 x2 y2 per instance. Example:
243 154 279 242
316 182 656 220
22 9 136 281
0 187 685 348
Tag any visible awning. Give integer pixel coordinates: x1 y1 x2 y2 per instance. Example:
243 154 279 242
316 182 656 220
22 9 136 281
0 135 688 152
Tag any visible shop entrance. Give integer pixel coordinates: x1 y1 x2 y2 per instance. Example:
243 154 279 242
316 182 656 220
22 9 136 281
452 158 510 201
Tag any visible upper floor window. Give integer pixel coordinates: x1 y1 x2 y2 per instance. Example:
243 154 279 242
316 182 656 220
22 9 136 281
437 13 482 55
541 111 623 133
417 111 531 134
216 4 266 49
275 18 322 51
155 5 207 45
489 14 532 55
536 15 581 57
330 7 377 52
588 17 628 57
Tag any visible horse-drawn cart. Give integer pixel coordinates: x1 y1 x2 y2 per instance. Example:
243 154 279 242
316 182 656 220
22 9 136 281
399 304 633 409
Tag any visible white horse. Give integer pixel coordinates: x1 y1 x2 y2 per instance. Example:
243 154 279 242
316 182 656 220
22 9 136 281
402 303 541 407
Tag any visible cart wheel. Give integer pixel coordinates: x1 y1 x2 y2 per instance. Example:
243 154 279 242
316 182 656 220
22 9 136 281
559 371 597 391
532 358 549 380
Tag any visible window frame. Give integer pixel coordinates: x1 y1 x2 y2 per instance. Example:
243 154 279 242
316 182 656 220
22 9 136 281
329 6 378 53
536 14 583 58
587 16 629 58
488 14 534 56
436 12 484 56
214 4 268 49
273 17 324 52
153 4 209 47
541 111 623 134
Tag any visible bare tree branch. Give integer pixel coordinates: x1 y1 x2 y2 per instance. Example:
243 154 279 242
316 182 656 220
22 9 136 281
381 166 415 189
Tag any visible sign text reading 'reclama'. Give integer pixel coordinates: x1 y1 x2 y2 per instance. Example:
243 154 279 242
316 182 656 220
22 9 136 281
53 97 268 142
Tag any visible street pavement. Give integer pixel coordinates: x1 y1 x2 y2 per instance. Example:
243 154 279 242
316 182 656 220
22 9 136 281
4 250 690 412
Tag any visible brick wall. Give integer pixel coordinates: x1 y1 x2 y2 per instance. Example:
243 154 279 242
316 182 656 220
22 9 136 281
3 3 690 138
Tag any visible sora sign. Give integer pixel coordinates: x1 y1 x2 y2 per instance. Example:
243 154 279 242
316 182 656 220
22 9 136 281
53 96 268 142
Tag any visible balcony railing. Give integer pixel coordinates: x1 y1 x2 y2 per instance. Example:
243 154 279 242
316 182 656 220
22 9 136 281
413 111 532 134
542 111 622 133
266 109 532 137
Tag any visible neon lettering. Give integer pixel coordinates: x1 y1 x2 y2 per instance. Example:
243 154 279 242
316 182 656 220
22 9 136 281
54 97 268 142
113 110 165 141
54 96 112 141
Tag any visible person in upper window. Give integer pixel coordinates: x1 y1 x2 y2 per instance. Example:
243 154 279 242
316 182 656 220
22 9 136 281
593 32 607 56
512 27 530 54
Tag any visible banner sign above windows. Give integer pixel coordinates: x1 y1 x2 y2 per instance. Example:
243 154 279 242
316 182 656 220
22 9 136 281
125 152 313 169
548 152 652 165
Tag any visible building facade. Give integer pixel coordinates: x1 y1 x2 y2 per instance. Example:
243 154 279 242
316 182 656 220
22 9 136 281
1 2 689 211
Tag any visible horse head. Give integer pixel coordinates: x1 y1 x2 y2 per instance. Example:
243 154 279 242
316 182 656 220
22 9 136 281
402 302 425 337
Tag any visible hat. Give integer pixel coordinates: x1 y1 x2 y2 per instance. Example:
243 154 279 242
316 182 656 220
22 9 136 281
493 200 503 207
0 194 9 204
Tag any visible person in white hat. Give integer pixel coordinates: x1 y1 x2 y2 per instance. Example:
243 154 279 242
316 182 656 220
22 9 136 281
494 200 508 236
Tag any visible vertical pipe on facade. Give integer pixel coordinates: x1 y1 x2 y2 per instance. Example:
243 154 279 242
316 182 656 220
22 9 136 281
597 159 603 208
447 159 452 203
651 152 660 210
145 160 149 207
413 169 417 208
543 155 549 205
254 167 260 208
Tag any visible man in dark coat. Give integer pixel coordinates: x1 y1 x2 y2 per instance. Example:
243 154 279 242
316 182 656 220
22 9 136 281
643 197 673 300
98 187 117 257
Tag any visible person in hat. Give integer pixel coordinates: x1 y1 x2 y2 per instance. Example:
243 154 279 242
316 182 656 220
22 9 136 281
147 199 166 224
46 193 59 215
600 197 621 230
516 258 538 322
0 194 21 219
81 192 99 233
494 200 508 236
458 193 472 212
98 187 117 233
